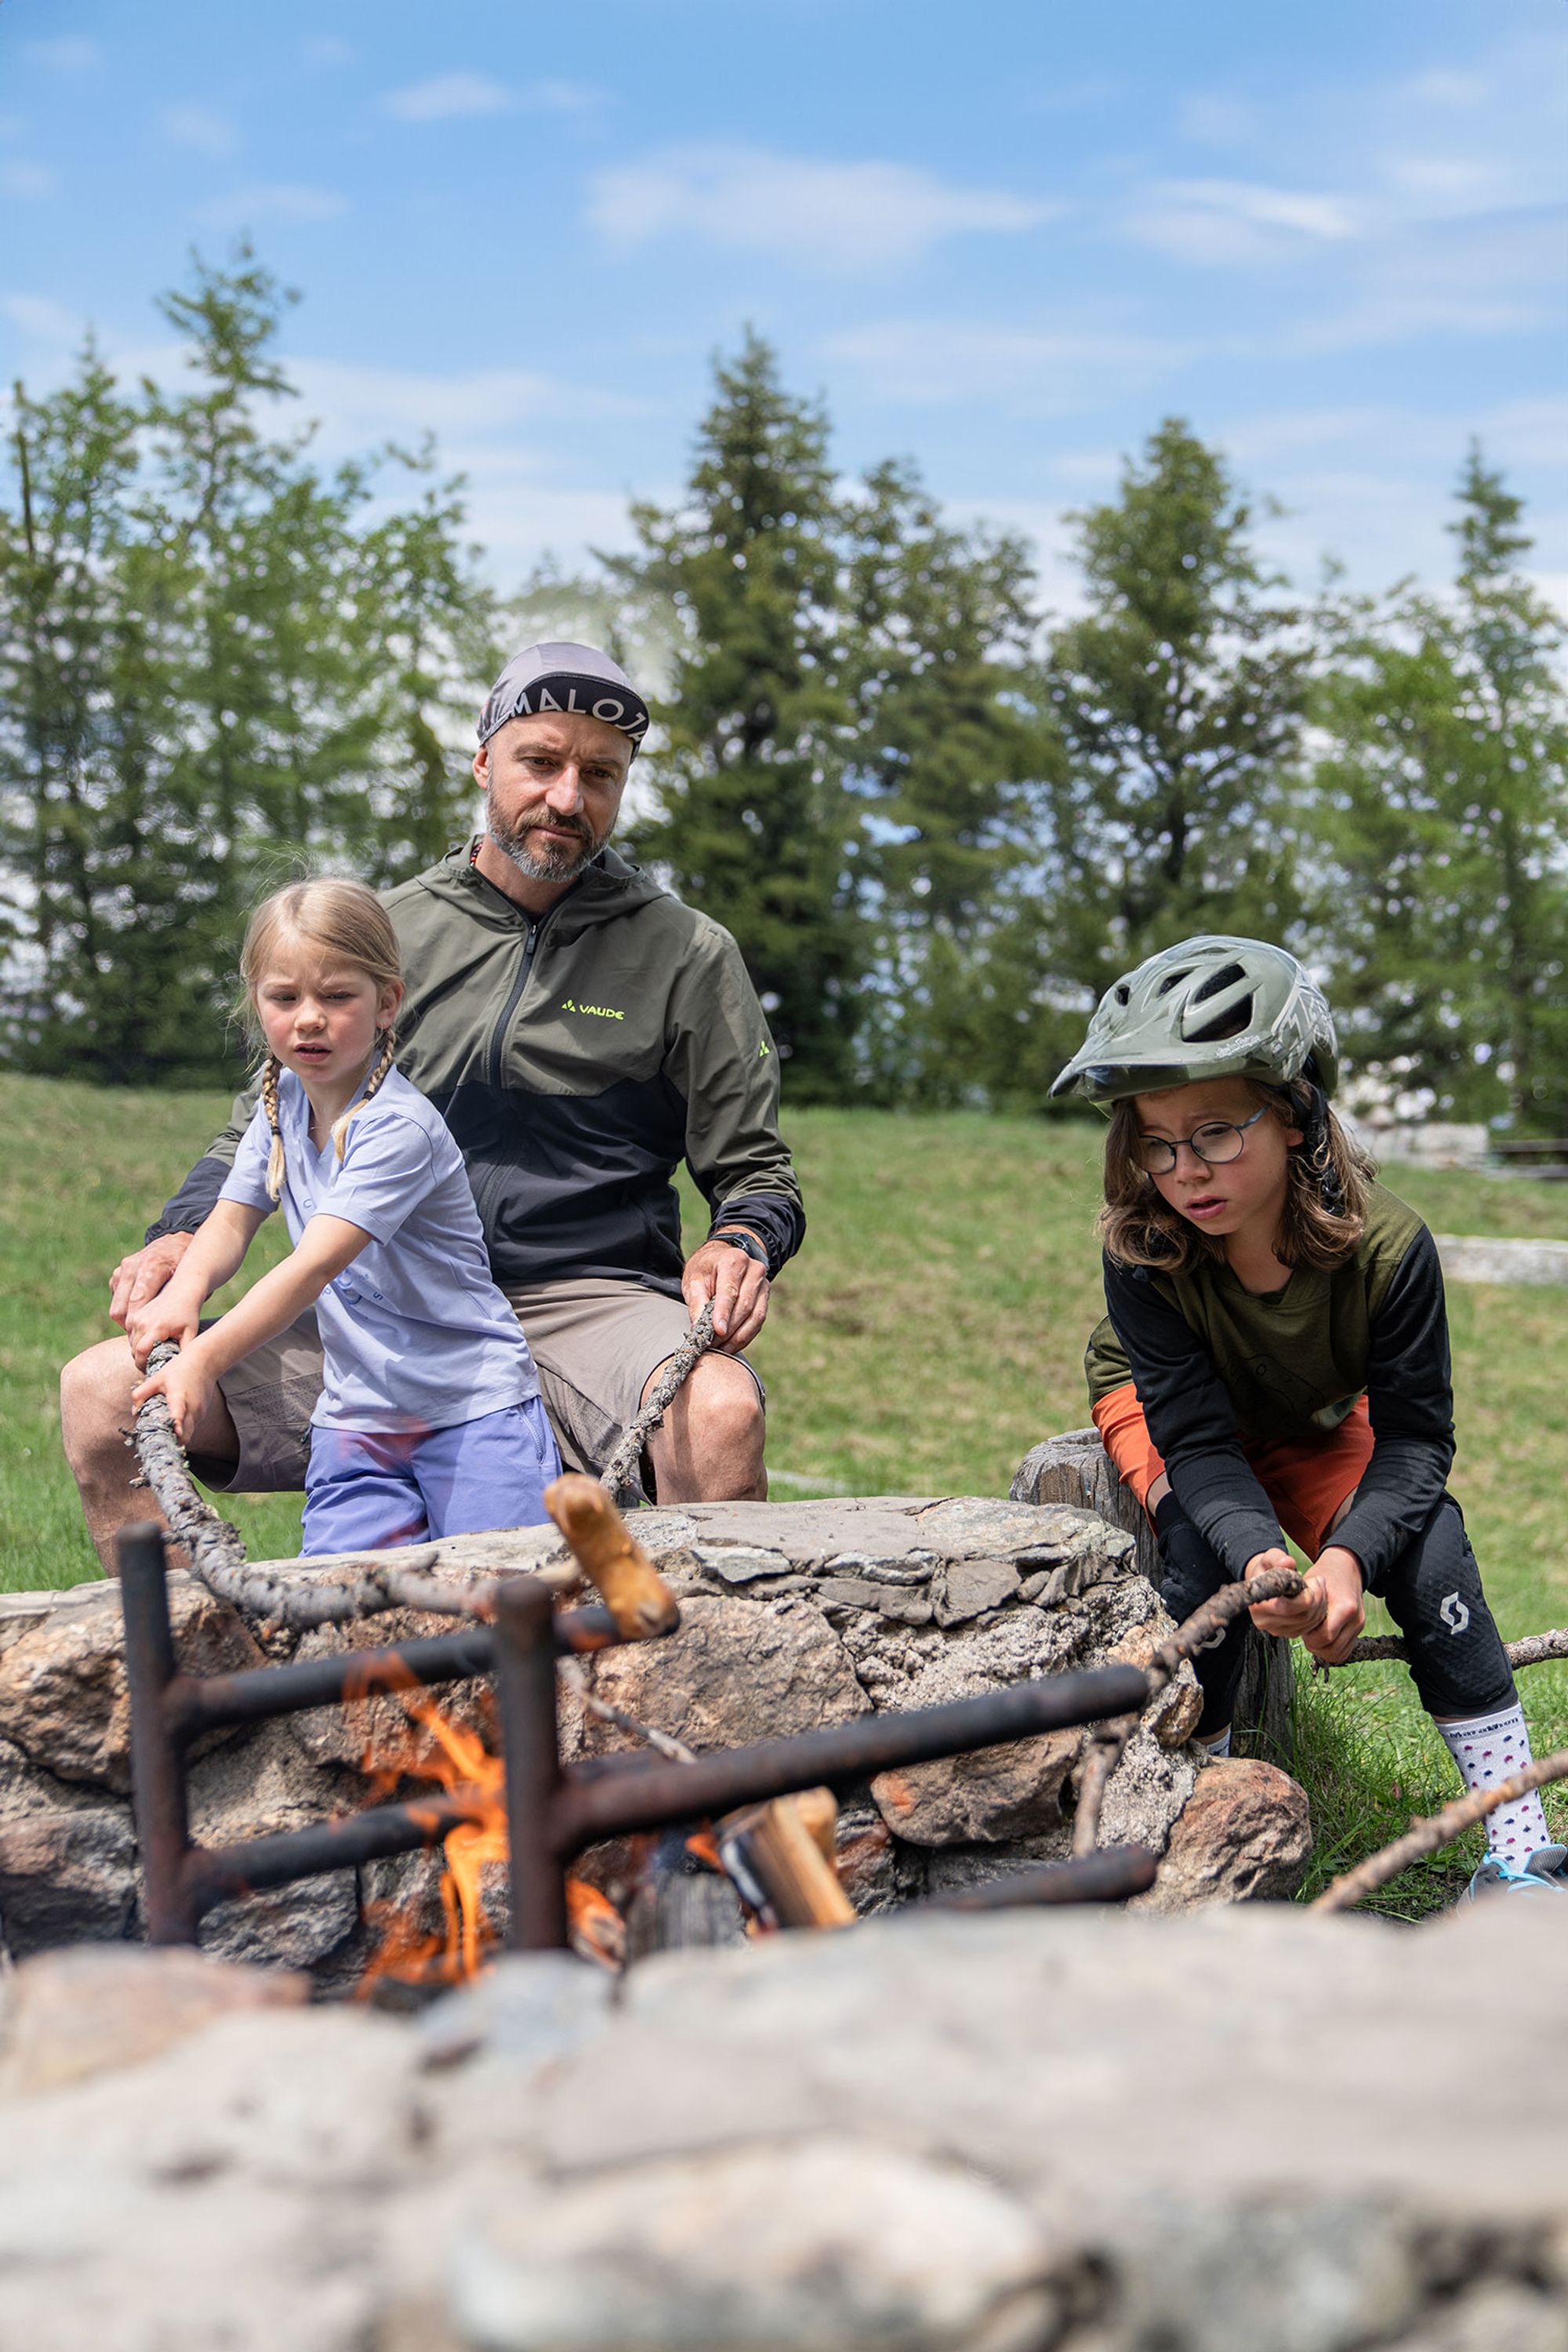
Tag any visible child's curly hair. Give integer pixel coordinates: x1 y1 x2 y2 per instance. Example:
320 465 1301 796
1098 1077 1374 1275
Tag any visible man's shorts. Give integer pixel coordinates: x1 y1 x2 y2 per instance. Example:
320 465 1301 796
1091 1381 1374 1563
193 1278 764 1494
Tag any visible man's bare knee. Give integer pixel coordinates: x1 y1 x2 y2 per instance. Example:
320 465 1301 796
60 1338 140 1476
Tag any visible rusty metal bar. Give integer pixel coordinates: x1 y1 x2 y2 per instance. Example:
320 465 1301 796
493 1577 568 1951
924 1845 1157 1911
553 1665 1149 1855
167 1604 622 1742
118 1523 201 1944
185 1787 494 1911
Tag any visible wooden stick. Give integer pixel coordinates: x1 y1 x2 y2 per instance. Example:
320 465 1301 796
544 1474 681 1639
1340 1628 1568 1671
131 1343 494 1628
1072 1566 1306 1859
1312 1747 1568 1911
597 1301 715 1503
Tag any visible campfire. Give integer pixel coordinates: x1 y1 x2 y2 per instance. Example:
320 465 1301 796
118 1478 1162 1978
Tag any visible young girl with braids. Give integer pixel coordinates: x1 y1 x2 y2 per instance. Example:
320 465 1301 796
1052 934 1565 1900
130 880 561 1552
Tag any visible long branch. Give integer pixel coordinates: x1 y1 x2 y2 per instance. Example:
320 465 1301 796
1072 1566 1305 1858
1312 1748 1568 1911
1341 1629 1568 1671
597 1300 716 1502
131 1341 510 1628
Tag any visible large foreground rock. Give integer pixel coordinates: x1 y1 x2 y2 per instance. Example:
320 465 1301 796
0 1489 1310 1970
2 1907 1568 2350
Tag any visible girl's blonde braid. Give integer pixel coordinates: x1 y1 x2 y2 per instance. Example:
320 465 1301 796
328 1030 398 1165
261 1054 287 1203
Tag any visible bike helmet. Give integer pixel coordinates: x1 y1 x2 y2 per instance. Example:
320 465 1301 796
1050 935 1338 1107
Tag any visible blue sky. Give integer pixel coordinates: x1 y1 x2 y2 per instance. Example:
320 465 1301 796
4 0 1566 612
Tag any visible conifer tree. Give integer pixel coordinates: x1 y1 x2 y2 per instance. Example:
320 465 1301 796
1039 420 1310 1003
840 459 1059 1102
1315 446 1568 1126
610 332 864 1095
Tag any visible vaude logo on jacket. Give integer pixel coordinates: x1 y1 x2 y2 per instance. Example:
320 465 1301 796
561 998 625 1021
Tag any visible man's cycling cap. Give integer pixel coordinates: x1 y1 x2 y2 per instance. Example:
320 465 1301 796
477 641 651 757
1050 935 1339 1107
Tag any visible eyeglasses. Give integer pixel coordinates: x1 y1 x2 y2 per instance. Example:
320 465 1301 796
1136 1105 1266 1177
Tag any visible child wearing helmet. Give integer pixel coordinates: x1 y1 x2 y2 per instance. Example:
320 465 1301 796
1053 935 1562 1899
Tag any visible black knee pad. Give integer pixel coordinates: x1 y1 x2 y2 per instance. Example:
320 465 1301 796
1369 1495 1515 1720
1154 1493 1246 1737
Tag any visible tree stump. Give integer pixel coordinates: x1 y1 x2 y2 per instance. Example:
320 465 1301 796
1011 1431 1294 1765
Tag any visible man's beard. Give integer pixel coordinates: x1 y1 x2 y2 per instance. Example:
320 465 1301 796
486 795 602 883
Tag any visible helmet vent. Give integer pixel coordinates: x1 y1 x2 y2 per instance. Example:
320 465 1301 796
1155 968 1193 997
1112 983 1131 1006
1185 964 1254 1044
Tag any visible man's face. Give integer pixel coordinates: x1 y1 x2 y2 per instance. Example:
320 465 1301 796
474 712 633 884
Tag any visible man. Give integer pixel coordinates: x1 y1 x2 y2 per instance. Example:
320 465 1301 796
61 642 804 1569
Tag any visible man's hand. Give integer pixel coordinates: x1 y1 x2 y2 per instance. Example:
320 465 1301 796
130 1343 216 1448
1299 1544 1366 1666
110 1232 194 1331
124 1288 202 1374
682 1236 770 1353
1245 1545 1327 1639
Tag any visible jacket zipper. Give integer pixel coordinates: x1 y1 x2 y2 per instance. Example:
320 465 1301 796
486 905 556 1094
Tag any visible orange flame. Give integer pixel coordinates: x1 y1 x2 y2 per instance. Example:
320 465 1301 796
349 1666 623 1994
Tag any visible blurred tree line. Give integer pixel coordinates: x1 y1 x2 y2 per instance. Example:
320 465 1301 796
4 256 1567 1127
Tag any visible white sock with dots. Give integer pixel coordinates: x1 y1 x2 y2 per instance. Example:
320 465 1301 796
1438 1705 1552 1866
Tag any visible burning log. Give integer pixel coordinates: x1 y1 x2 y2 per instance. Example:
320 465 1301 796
717 1791 857 1931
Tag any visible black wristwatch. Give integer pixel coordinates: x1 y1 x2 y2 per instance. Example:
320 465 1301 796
712 1229 770 1270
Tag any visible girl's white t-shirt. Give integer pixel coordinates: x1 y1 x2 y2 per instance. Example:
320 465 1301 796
218 1066 539 1435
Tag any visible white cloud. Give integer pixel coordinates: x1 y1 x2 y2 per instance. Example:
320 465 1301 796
1177 94 1260 148
1124 177 1359 266
2 160 56 201
590 144 1058 271
161 105 239 158
379 71 601 122
381 72 513 122
303 36 355 68
198 183 347 230
2 292 82 343
822 318 1185 408
25 36 102 73
289 358 633 445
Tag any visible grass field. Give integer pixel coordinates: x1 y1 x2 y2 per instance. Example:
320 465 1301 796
5 1069 1566 1911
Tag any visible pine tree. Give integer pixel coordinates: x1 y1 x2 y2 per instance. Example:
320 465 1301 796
1315 446 1568 1127
610 332 864 1096
841 460 1060 1102
1039 420 1310 1004
0 253 495 1081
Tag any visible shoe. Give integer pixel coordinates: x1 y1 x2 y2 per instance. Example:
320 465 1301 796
1465 1844 1568 1900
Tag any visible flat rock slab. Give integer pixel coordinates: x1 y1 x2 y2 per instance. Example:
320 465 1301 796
1436 1233 1568 1287
4 1909 1568 2351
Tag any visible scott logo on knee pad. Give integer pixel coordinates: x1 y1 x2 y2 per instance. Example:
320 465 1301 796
1440 1590 1472 1635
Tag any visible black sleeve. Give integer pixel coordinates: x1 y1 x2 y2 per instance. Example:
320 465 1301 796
143 1087 256 1244
1329 1229 1455 1589
1102 1254 1286 1578
707 1190 806 1277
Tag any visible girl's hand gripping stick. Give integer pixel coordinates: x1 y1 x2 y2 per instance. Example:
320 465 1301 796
544 1473 681 1640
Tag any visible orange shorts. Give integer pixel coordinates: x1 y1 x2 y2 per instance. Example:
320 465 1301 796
1091 1381 1375 1563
